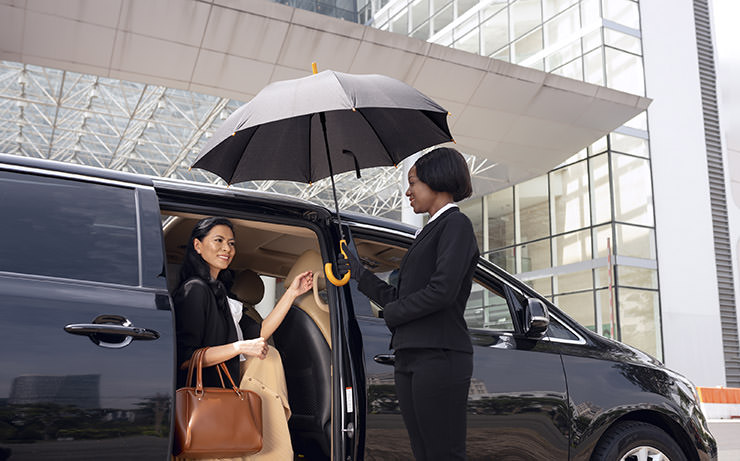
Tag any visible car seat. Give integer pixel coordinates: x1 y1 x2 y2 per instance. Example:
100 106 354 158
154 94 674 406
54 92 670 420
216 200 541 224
231 269 266 327
272 250 332 460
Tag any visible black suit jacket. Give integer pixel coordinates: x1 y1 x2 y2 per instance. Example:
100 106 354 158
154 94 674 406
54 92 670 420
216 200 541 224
358 207 479 353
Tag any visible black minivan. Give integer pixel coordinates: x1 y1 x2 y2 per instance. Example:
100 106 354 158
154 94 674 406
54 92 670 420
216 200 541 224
0 153 716 461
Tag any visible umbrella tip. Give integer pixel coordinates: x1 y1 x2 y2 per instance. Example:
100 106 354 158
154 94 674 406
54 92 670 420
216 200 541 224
448 112 452 116
452 138 456 144
232 132 236 136
312 62 318 74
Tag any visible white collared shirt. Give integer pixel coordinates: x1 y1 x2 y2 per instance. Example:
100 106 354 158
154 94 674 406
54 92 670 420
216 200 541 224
414 202 459 238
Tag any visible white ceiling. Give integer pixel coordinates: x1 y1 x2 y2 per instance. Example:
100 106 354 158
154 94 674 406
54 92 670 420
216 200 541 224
0 0 651 196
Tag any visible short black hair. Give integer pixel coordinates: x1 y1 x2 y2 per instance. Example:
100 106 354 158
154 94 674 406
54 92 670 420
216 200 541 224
414 147 473 202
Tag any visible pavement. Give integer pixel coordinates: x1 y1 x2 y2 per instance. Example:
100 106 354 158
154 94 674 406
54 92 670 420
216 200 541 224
708 420 740 460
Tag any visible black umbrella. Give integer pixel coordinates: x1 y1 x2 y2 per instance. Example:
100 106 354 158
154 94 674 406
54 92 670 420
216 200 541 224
192 68 452 285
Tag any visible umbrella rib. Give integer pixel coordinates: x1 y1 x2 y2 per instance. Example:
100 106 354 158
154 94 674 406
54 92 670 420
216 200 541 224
355 109 398 166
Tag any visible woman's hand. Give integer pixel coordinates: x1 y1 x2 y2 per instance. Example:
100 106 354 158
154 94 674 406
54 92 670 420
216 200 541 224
288 270 314 298
236 337 268 360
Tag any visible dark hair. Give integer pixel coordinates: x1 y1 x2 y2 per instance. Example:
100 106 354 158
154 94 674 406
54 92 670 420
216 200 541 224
413 147 473 202
179 217 235 306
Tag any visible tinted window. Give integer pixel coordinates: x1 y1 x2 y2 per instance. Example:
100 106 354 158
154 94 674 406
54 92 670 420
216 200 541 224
465 279 515 331
0 171 139 285
546 315 580 341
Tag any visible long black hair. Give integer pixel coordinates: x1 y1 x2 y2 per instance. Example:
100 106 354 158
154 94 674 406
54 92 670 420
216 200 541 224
414 147 473 202
179 217 235 309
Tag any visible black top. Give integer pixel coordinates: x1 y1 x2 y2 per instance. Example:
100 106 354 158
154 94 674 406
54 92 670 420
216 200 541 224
358 208 479 353
174 277 260 388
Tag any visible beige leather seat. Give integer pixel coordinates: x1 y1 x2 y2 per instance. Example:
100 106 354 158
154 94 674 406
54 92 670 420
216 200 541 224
282 250 331 348
231 269 266 325
273 249 332 458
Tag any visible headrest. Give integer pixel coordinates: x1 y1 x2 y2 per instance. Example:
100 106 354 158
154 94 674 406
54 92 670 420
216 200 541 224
284 250 325 290
232 269 265 306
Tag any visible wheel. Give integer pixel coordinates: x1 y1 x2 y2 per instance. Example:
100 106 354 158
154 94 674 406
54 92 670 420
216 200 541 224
592 421 687 461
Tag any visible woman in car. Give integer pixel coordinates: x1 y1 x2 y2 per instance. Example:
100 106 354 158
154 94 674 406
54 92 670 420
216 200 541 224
340 147 478 461
174 216 313 460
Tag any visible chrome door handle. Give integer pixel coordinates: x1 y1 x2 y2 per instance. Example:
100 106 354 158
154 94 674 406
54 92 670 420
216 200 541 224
373 354 396 366
64 314 159 348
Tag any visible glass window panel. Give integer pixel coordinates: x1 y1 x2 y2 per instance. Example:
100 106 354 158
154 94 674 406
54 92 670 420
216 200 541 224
611 154 653 226
580 0 601 25
602 0 640 30
624 112 648 131
544 5 579 47
432 3 454 33
590 136 608 155
553 229 591 266
554 269 593 294
511 0 542 39
545 41 582 71
604 28 642 55
458 0 479 16
461 198 484 252
524 276 552 296
512 28 543 63
617 288 662 359
436 30 454 46
594 265 610 289
592 223 613 258
618 266 658 289
558 149 588 167
551 57 583 81
551 161 590 234
492 46 510 61
391 10 409 34
487 188 515 249
481 0 507 21
590 153 612 225
595 288 618 338
488 247 515 273
518 238 550 273
412 22 431 40
455 28 480 52
411 0 430 30
543 0 578 20
584 47 605 85
465 281 514 331
433 0 452 13
554 291 595 332
481 10 509 55
610 132 649 157
516 175 549 242
615 224 656 259
605 47 644 95
582 28 602 52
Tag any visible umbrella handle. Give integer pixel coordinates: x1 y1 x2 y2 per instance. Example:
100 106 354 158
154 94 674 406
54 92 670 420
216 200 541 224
325 239 351 286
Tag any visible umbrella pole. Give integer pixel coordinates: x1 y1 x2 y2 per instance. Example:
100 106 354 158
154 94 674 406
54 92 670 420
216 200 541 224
320 112 351 286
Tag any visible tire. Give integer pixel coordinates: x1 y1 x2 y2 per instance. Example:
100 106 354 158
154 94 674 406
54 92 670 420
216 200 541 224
591 421 687 461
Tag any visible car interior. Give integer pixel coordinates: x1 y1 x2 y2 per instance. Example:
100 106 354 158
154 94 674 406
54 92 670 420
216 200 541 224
161 212 332 459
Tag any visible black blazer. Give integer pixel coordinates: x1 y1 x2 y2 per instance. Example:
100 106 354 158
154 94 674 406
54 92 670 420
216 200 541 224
358 207 479 353
173 277 260 388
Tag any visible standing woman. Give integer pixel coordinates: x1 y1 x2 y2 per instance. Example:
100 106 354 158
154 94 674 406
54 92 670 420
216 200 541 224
340 147 478 460
174 216 313 460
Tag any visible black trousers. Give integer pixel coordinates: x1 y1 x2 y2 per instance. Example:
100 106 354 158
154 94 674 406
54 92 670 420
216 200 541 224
394 348 473 461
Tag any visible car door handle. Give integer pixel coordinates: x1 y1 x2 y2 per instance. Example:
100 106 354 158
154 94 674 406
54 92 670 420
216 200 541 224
373 354 396 366
64 314 159 349
64 324 160 340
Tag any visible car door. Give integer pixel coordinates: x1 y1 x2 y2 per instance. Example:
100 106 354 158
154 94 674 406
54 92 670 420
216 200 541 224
0 170 174 460
345 231 570 460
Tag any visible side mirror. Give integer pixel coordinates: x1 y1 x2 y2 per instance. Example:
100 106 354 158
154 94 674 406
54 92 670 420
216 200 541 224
524 298 549 338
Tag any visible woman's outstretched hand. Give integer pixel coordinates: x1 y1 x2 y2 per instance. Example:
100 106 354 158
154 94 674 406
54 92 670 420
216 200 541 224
288 270 314 297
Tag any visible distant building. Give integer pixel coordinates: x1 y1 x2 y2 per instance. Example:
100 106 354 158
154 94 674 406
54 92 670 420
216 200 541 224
9 374 101 409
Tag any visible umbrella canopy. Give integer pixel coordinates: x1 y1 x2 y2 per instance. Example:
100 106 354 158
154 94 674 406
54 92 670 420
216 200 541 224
192 70 452 185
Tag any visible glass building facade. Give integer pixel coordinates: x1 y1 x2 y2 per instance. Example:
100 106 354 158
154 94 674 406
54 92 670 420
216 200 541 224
365 0 661 359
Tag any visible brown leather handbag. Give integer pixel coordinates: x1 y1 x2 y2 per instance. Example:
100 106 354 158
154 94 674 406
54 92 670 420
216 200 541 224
174 347 263 458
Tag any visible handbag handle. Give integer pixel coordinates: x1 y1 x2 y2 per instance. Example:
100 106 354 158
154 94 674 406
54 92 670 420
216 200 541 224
185 347 243 397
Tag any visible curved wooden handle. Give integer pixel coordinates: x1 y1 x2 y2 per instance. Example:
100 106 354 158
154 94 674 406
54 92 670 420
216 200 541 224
325 239 350 286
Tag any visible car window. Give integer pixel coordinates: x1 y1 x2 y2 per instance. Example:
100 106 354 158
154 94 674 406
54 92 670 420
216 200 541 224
0 171 139 285
545 314 580 341
465 279 516 332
